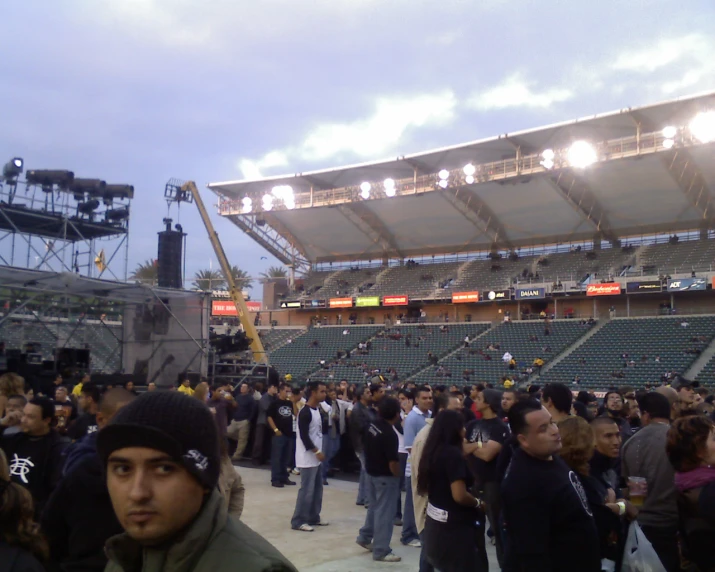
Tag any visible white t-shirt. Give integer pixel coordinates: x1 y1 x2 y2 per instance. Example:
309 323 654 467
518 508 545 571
295 405 323 469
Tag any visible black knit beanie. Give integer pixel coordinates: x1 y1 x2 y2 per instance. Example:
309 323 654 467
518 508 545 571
96 391 220 490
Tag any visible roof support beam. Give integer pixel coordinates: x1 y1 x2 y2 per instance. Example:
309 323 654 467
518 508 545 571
661 147 715 222
543 170 620 245
300 175 333 191
224 214 310 271
401 157 432 175
440 188 515 251
337 202 404 259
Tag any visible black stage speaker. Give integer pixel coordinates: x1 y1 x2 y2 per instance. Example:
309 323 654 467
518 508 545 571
157 229 184 289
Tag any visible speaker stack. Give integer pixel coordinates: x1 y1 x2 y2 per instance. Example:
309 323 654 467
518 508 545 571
157 221 185 289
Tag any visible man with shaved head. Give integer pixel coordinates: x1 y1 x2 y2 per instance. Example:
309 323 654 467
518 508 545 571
42 388 136 572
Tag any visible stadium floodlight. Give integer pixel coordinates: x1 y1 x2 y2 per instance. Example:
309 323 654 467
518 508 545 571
438 179 449 189
663 138 675 149
104 184 134 200
383 178 396 194
689 111 715 143
241 197 252 214
78 199 100 215
567 141 598 168
261 194 273 211
2 157 23 181
25 169 74 189
284 196 296 209
540 148 555 170
662 126 677 139
105 207 129 222
465 175 475 185
360 186 370 199
360 181 372 194
272 184 293 200
438 169 450 180
463 163 476 177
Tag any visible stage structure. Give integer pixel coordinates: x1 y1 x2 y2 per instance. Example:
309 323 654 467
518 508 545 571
0 267 210 387
0 159 132 281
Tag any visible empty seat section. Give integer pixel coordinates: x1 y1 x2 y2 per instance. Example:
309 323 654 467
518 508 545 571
368 262 462 299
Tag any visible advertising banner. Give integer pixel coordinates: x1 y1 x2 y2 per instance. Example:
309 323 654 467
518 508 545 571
355 296 380 307
308 299 326 308
515 287 545 300
452 291 480 303
482 289 511 302
586 283 621 296
329 297 354 308
383 295 409 306
669 278 707 292
279 300 302 309
211 300 261 316
626 280 662 294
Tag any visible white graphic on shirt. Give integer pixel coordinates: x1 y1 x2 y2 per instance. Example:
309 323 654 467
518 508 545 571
183 449 209 471
10 454 34 484
87 425 98 434
278 405 292 417
568 470 593 517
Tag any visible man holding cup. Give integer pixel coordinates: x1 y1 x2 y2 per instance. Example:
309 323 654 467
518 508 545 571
621 392 679 572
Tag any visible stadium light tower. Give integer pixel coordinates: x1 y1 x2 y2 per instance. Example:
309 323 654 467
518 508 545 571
567 141 598 168
2 157 23 181
690 111 715 143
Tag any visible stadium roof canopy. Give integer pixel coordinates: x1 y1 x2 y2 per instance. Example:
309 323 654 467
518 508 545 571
208 91 715 270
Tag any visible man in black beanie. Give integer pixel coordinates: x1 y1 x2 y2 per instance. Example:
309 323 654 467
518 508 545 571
97 391 296 572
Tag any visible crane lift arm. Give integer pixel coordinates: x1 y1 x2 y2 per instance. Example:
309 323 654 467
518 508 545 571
181 181 268 364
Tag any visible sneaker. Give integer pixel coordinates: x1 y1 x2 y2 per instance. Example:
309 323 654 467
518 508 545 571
271 482 284 488
376 553 402 562
403 539 421 548
291 468 300 475
356 539 373 551
393 518 403 526
295 524 314 532
282 480 297 486
311 521 330 526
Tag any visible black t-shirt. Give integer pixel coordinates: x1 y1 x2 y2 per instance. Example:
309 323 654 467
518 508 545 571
67 413 98 441
501 448 601 572
465 417 509 484
267 399 294 436
427 445 477 525
364 418 398 477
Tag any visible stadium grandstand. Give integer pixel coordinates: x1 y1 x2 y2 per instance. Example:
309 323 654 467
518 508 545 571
205 91 715 391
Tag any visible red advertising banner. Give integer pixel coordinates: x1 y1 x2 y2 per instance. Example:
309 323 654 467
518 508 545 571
382 295 409 306
452 291 480 303
329 297 354 308
586 283 621 297
211 300 261 316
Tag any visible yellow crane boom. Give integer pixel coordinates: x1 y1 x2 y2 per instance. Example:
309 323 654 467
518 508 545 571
181 181 267 364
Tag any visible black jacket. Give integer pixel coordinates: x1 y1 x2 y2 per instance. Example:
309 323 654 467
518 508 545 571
0 541 45 572
41 449 123 572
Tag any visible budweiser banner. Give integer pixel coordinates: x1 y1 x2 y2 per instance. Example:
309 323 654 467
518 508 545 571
452 291 479 303
329 297 354 308
383 295 409 306
586 283 621 296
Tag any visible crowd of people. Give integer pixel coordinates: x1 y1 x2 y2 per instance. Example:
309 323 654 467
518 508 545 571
3 366 715 571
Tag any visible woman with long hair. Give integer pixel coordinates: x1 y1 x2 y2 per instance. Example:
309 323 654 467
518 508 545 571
0 450 47 571
417 409 483 571
667 415 715 571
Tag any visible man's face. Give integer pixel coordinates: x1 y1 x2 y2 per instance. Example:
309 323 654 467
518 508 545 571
328 389 337 402
267 385 278 396
126 382 134 392
474 392 490 413
278 387 288 400
21 403 50 436
694 392 704 406
518 408 561 459
372 386 385 403
594 421 622 459
679 387 695 406
587 401 599 419
470 386 478 400
106 447 205 546
182 379 190 387
5 398 24 425
55 387 68 402
398 393 413 413
78 393 93 413
315 385 327 403
147 383 157 392
501 391 516 413
447 396 463 411
239 383 248 395
339 380 348 391
606 393 623 411
54 375 62 385
415 390 433 413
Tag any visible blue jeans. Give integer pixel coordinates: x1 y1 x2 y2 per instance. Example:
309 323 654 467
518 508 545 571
401 474 419 543
291 465 323 528
321 433 341 480
356 452 368 505
357 475 400 560
270 434 291 484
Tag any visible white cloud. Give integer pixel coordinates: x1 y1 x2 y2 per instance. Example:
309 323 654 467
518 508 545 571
467 73 573 111
238 90 457 177
612 34 709 73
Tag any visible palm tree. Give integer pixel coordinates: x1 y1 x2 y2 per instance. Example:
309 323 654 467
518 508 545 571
130 259 158 285
193 269 225 291
229 265 253 291
259 265 288 284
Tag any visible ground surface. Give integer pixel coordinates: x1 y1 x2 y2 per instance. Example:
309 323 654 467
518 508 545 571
237 465 500 571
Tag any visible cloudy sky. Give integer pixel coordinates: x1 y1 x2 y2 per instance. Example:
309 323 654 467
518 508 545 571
1 0 714 294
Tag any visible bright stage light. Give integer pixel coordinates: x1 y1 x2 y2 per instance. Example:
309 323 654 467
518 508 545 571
463 163 476 176
241 197 252 213
465 175 475 185
567 141 598 168
663 138 675 149
2 157 24 181
540 149 555 170
384 178 396 197
285 197 296 209
360 186 370 199
438 169 449 180
438 179 448 189
662 126 677 139
262 194 273 211
690 111 715 143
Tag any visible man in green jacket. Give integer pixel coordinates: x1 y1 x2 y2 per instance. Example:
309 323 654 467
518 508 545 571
97 390 297 572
